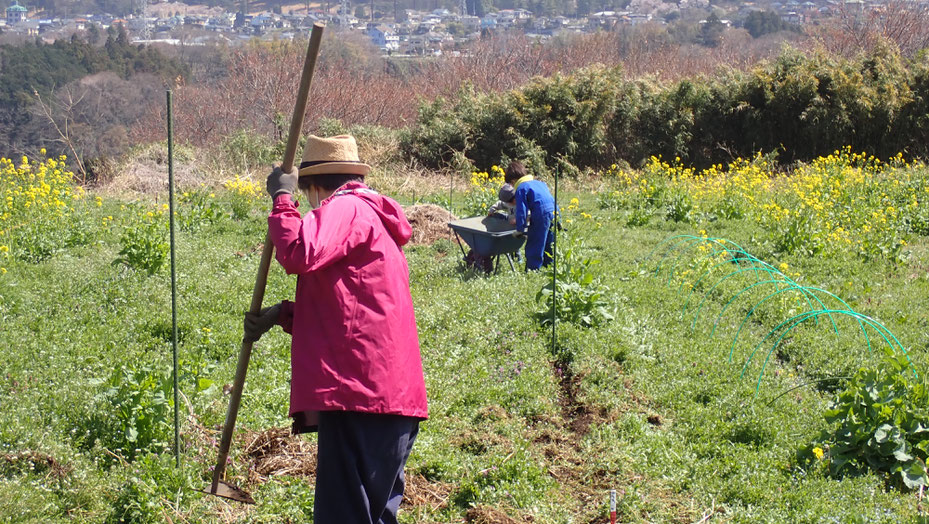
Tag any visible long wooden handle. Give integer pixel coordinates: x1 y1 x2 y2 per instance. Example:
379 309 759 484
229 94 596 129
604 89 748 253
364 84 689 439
210 23 325 494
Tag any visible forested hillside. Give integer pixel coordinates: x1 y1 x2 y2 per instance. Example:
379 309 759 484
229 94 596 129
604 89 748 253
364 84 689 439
0 24 187 169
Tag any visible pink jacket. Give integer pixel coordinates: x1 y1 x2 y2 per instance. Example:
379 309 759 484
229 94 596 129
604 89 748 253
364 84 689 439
268 182 428 422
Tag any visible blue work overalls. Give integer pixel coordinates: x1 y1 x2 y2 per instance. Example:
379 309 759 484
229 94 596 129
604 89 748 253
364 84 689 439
514 179 556 271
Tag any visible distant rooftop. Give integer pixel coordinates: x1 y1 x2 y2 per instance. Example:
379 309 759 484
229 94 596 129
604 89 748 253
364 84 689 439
7 1 27 12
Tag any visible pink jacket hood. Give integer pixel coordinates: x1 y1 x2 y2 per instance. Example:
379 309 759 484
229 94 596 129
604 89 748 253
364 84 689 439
327 183 412 247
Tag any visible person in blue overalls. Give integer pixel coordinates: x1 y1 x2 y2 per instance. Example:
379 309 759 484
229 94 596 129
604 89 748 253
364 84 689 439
504 161 555 271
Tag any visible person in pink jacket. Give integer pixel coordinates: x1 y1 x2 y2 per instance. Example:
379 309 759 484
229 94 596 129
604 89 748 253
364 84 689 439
244 134 428 524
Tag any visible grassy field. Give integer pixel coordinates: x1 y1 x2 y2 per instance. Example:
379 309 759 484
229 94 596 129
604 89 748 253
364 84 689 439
1 150 929 522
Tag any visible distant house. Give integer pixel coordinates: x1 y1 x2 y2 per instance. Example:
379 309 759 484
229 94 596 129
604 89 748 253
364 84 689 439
251 13 273 29
6 0 27 26
843 0 865 10
461 15 480 30
589 11 621 29
781 10 803 23
17 19 39 35
366 23 399 50
624 13 651 25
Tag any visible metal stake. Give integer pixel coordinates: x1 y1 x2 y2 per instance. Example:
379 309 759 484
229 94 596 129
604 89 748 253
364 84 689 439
167 89 180 467
551 165 558 354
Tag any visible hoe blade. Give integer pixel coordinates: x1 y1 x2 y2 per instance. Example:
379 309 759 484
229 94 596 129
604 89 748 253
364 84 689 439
201 480 255 504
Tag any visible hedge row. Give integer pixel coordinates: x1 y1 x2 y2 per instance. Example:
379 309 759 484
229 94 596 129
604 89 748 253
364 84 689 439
401 44 929 173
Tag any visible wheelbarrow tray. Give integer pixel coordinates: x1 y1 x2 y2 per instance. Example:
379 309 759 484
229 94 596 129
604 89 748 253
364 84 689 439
448 216 525 257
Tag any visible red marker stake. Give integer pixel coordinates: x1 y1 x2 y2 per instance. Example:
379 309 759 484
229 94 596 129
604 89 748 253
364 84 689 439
610 489 617 524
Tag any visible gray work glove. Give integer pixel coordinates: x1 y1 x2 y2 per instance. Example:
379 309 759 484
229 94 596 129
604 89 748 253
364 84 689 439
243 303 283 342
266 165 298 199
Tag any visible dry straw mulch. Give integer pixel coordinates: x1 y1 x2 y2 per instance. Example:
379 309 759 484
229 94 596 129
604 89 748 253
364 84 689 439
401 473 453 511
404 204 457 245
240 427 452 511
243 427 316 483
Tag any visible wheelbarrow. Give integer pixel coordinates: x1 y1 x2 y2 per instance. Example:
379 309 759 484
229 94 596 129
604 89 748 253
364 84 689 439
448 215 526 273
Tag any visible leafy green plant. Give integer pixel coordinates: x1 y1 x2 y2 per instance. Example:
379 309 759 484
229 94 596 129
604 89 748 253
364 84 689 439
596 189 626 211
106 453 197 524
113 210 168 275
177 189 221 232
767 210 825 256
804 350 929 489
664 191 694 223
106 477 163 524
712 193 746 220
75 364 172 463
536 234 613 328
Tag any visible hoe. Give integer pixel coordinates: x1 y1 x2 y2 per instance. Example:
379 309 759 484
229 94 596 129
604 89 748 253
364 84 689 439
201 22 325 504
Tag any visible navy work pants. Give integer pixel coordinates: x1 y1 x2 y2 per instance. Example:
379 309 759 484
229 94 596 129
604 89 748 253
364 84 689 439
525 210 554 270
314 411 420 524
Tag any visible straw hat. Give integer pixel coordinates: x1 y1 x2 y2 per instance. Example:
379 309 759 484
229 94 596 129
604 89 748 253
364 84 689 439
298 135 371 177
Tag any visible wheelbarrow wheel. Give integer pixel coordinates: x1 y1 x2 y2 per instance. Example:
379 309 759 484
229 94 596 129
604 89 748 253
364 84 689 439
464 249 494 274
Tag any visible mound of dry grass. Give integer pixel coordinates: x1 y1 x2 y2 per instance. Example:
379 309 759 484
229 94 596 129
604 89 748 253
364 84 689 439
404 204 457 245
243 427 317 483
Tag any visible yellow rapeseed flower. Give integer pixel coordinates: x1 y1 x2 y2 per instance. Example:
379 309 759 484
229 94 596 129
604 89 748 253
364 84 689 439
812 447 824 460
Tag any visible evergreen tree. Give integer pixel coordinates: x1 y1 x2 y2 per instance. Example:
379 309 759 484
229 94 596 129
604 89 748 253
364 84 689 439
700 13 725 47
576 0 590 16
744 10 790 38
86 23 101 44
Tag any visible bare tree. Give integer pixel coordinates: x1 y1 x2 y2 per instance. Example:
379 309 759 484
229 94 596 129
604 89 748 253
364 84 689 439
814 0 929 57
33 88 88 183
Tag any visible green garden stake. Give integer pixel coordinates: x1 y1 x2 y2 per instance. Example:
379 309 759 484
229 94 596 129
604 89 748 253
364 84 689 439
551 165 558 356
167 89 180 468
